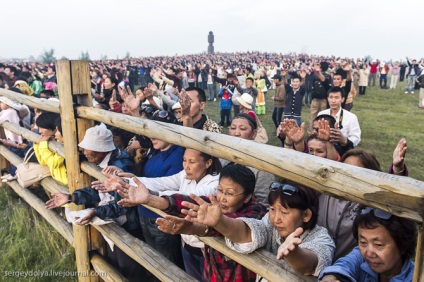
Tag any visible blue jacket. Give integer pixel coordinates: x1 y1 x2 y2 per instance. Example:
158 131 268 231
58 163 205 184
139 145 184 219
319 247 415 282
72 148 139 231
218 88 233 110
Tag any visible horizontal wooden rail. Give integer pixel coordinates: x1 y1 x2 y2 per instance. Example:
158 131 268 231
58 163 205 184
4 180 74 245
0 88 60 114
0 145 68 194
77 106 424 223
92 223 197 282
0 121 65 158
0 88 60 113
90 253 128 282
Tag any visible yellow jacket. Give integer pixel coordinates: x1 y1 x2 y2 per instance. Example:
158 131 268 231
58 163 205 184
33 141 68 186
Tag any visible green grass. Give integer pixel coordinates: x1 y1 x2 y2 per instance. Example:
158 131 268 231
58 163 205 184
204 79 424 181
0 185 76 281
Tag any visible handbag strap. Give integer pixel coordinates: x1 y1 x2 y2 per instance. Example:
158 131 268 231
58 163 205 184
23 147 35 164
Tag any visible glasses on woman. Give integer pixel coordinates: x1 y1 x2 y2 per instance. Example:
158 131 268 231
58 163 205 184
215 186 244 198
361 207 392 220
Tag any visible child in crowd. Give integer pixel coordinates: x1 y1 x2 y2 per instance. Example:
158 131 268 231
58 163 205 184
218 87 233 127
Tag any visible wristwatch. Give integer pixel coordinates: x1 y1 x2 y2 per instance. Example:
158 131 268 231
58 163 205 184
67 194 73 204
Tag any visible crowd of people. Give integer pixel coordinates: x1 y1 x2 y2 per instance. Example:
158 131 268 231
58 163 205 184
0 51 422 282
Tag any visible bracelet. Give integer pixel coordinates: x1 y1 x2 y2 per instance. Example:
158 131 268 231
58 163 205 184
199 225 209 236
284 142 293 147
393 165 405 174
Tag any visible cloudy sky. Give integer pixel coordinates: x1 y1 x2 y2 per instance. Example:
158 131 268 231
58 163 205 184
1 0 422 62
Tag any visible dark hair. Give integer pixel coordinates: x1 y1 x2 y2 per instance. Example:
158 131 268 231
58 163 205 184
313 114 336 128
40 89 55 98
36 112 60 130
109 127 133 148
141 105 159 119
151 110 177 124
340 149 381 171
9 87 22 94
185 86 206 103
16 75 29 82
246 77 254 83
220 164 255 196
268 180 319 231
327 86 343 97
56 117 62 135
353 210 416 261
6 65 17 74
232 113 257 130
190 150 222 176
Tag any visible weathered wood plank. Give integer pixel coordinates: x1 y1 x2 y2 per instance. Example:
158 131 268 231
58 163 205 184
413 224 424 282
76 107 424 223
90 253 128 282
92 223 197 282
57 60 92 281
0 88 60 113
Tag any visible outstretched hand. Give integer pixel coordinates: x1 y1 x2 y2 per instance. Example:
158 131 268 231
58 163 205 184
45 193 69 209
181 193 222 227
276 227 304 259
156 214 192 235
317 118 330 141
117 177 150 207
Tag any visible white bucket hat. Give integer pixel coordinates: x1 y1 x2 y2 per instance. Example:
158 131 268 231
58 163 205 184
78 125 115 152
236 93 253 110
172 102 181 110
142 96 162 108
0 96 22 111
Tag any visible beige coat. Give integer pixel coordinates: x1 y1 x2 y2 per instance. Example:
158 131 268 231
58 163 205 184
359 68 370 86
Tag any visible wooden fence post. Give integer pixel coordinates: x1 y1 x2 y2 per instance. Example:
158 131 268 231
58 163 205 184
413 224 424 282
56 60 101 281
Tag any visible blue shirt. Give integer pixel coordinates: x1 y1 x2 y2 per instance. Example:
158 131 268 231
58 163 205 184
319 247 415 282
138 145 184 218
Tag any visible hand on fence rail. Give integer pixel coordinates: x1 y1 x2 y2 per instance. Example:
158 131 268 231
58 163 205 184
101 165 123 176
74 209 96 225
156 215 192 235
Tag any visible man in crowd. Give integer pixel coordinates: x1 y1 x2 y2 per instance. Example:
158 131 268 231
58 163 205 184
309 62 332 132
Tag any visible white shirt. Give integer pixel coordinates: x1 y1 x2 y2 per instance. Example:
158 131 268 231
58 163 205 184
131 171 220 248
0 108 23 144
318 108 361 147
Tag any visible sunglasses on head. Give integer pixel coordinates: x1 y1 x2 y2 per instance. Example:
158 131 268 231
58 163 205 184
361 207 392 220
269 183 299 195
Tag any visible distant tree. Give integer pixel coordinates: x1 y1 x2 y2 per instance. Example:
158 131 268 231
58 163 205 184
79 51 90 61
100 54 107 60
60 56 69 60
28 55 37 62
125 51 131 59
40 49 56 63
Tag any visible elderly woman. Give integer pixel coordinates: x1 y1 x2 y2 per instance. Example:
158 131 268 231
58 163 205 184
319 208 416 282
223 113 274 207
45 125 140 281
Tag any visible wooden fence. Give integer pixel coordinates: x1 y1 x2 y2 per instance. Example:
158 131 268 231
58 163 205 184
0 60 423 282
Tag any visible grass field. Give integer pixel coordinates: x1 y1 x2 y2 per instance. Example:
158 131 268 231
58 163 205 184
203 79 424 181
0 78 422 281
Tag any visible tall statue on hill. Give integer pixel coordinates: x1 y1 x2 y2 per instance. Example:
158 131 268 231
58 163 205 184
208 31 214 54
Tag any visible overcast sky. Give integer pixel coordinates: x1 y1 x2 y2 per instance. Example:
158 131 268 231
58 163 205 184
1 0 422 62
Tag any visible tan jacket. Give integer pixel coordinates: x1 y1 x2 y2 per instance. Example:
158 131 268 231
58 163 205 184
273 82 286 108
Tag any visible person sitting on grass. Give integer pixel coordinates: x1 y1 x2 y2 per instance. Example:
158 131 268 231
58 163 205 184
117 163 267 282
319 207 416 282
